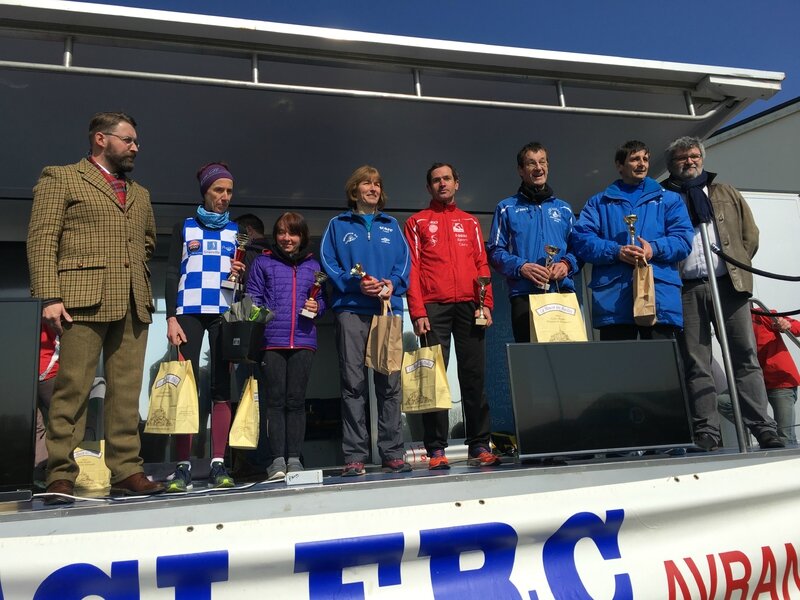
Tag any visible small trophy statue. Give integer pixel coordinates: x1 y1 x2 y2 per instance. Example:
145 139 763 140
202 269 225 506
300 271 328 319
221 232 249 290
539 244 561 290
623 214 638 246
350 263 389 296
475 276 491 326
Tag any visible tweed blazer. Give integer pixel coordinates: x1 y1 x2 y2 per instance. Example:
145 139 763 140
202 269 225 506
27 158 156 323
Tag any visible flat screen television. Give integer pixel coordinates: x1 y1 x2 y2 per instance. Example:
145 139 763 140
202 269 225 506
0 299 40 500
507 339 693 459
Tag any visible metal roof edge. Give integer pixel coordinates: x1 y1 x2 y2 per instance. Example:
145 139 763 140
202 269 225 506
0 0 785 87
707 96 800 146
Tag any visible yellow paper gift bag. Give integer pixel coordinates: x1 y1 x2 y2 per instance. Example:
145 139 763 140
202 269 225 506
145 352 199 434
529 292 588 343
229 375 260 449
401 344 452 414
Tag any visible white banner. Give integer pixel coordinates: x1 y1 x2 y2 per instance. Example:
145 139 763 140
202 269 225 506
2 457 800 598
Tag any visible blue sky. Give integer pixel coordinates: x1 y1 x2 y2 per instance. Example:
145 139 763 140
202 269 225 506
78 0 800 124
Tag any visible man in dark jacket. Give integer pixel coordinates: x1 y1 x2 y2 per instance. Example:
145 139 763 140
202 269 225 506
234 213 270 288
663 136 783 451
231 213 271 475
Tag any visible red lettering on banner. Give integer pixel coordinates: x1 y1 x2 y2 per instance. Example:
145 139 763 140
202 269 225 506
719 550 751 599
665 555 718 600
685 555 718 600
784 543 800 600
751 546 778 600
665 560 692 600
665 544 800 600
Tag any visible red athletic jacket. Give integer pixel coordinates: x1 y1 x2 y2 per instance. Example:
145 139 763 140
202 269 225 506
752 312 800 389
404 200 493 321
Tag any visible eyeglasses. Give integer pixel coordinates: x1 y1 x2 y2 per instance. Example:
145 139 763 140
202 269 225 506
672 153 702 163
103 132 139 148
523 160 548 169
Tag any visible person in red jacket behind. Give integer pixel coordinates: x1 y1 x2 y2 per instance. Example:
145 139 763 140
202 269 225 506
752 311 800 444
404 163 500 470
34 325 60 485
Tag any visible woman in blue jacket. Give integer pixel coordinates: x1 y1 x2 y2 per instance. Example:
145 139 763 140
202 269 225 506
320 165 411 476
247 212 325 481
572 141 693 339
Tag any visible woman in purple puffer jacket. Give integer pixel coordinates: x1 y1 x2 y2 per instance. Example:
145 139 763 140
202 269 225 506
246 212 326 481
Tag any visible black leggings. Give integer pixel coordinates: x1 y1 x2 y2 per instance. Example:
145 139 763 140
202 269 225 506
176 313 231 404
260 349 314 459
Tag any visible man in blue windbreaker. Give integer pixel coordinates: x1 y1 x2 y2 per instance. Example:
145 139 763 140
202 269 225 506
487 141 582 342
572 140 693 340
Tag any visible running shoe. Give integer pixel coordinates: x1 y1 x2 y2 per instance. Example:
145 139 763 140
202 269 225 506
266 458 286 482
165 462 193 493
467 446 501 467
209 461 235 488
428 449 450 470
342 462 366 477
286 457 304 473
382 458 412 473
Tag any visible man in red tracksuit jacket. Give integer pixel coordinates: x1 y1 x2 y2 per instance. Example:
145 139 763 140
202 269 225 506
404 162 500 470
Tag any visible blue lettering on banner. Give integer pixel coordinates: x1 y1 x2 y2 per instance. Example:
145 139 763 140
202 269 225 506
418 522 522 599
294 533 404 599
33 560 140 600
156 550 229 600
542 509 632 600
17 510 632 598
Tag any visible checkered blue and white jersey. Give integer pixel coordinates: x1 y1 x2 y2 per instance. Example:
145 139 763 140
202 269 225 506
176 218 238 315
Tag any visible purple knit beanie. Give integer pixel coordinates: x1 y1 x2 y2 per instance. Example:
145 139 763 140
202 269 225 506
197 162 233 196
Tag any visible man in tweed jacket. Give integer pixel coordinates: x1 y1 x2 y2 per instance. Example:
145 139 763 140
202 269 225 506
27 112 164 502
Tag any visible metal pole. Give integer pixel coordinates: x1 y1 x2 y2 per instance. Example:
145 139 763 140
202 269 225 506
699 222 749 452
63 36 73 68
251 53 259 84
684 91 696 117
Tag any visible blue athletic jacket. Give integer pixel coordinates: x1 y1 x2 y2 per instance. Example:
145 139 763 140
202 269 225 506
487 192 580 297
320 210 410 315
572 177 693 328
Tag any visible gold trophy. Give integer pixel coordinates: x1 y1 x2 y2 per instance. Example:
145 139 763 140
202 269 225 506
623 214 638 246
350 263 389 296
475 276 491 326
221 232 249 290
300 271 328 319
539 244 561 290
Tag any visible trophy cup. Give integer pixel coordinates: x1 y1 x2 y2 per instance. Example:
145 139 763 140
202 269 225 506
475 276 491 326
623 214 638 246
539 244 561 290
221 232 249 290
350 263 389 296
300 271 328 319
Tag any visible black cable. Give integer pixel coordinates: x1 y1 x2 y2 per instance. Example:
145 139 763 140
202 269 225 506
711 244 800 281
751 308 800 318
707 245 800 316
